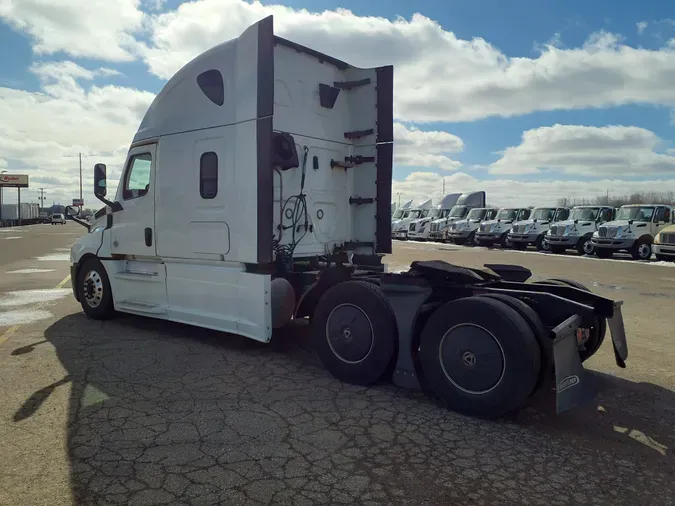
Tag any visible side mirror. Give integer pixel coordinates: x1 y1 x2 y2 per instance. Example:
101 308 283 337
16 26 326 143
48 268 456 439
65 205 79 218
628 219 634 225
94 163 107 198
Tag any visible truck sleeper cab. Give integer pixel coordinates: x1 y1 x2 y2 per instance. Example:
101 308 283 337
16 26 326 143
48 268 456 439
548 206 615 256
474 207 531 248
408 193 461 241
591 204 673 260
69 16 629 421
392 199 432 240
446 207 498 245
509 207 570 251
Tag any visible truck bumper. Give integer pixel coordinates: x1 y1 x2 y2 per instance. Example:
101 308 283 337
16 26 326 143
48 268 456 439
547 236 579 248
393 230 408 240
653 244 675 257
475 232 501 243
509 233 538 243
591 237 635 250
408 230 430 240
447 230 472 240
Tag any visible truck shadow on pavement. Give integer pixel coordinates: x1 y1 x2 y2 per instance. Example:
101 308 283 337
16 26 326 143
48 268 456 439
13 313 675 505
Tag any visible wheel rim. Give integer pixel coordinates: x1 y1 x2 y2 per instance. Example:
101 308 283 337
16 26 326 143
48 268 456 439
583 239 594 254
638 243 651 260
438 323 505 394
325 303 374 364
542 238 549 251
83 270 104 308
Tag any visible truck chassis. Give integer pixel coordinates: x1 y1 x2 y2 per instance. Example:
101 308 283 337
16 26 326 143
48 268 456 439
289 259 627 419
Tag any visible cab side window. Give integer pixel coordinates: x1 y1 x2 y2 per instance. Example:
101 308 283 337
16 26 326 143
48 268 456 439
665 207 672 223
598 208 612 222
655 206 670 223
123 153 152 200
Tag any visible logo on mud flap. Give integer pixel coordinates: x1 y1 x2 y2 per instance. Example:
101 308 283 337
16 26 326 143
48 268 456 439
558 375 580 393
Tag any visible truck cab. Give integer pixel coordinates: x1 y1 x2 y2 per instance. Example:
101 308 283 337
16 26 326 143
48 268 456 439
508 207 569 251
591 204 673 260
474 207 531 248
408 193 461 241
446 207 498 245
391 199 413 225
392 199 432 240
548 206 615 256
428 191 486 241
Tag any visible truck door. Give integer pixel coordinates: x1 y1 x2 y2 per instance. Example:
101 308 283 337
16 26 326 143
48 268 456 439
110 144 157 258
653 206 670 235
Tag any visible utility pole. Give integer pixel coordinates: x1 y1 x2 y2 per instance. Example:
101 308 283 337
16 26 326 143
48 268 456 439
37 188 47 209
396 192 402 207
79 152 83 202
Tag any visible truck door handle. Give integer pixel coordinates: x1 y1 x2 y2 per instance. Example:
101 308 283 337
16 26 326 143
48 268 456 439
144 227 152 247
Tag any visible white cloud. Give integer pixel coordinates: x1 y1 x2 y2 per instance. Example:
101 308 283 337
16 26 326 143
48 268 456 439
138 1 675 123
0 0 145 61
393 171 675 208
488 124 675 177
394 123 463 171
637 21 648 35
0 62 154 206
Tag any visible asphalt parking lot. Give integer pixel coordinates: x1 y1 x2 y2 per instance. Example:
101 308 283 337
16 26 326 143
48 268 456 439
0 224 674 505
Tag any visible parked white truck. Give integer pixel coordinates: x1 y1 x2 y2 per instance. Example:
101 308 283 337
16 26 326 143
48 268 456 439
508 207 570 251
392 199 432 240
446 207 499 245
391 199 412 224
590 204 673 260
67 16 628 420
474 207 531 248
547 206 615 256
428 191 486 241
408 193 461 241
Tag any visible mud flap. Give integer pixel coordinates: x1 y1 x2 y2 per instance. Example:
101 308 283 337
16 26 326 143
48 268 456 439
552 315 597 414
608 301 628 368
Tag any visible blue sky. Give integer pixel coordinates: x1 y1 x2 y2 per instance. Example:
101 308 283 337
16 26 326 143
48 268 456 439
1 0 675 207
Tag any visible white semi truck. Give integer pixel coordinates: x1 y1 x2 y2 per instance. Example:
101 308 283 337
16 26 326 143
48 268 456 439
67 16 628 420
508 207 570 251
445 207 499 245
392 199 432 240
428 191 486 241
590 204 674 260
474 207 531 248
408 193 461 241
547 206 615 256
391 199 413 225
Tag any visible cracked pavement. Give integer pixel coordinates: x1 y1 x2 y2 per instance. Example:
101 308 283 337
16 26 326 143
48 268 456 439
1 229 674 505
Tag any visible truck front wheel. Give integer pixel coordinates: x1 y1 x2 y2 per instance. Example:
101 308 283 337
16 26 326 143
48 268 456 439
311 280 397 386
577 237 594 255
419 297 541 419
630 240 652 261
77 258 115 320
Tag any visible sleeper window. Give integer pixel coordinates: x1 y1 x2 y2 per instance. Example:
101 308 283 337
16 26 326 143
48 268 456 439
200 152 218 199
123 153 152 200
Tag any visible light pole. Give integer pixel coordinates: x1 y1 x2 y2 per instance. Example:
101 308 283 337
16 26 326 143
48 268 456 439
396 192 402 207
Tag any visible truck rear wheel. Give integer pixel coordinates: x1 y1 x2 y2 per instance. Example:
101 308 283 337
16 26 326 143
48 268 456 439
311 280 397 386
475 293 552 397
419 297 541 419
77 258 115 320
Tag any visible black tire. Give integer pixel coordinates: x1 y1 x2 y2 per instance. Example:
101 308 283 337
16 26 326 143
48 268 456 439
630 239 652 261
419 297 541 419
511 242 527 251
535 234 546 251
311 280 397 386
475 293 552 397
595 248 613 259
549 245 566 254
577 236 594 255
77 258 115 320
536 278 606 361
500 232 511 248
467 230 477 247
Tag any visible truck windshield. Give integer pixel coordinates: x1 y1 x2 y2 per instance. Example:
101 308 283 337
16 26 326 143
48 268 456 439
531 208 556 221
497 209 518 221
392 209 404 219
570 207 599 221
449 205 468 218
408 210 424 219
467 208 486 220
401 210 410 219
616 206 655 222
428 208 441 219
